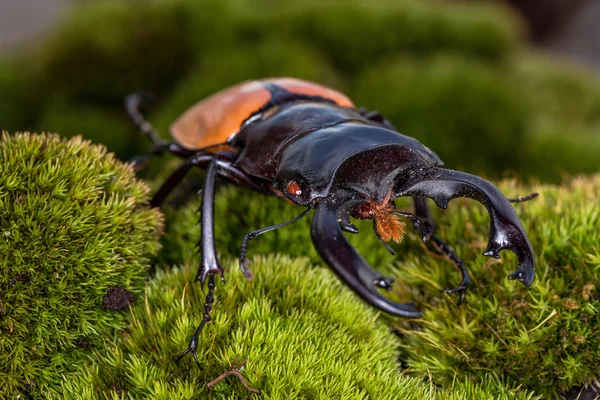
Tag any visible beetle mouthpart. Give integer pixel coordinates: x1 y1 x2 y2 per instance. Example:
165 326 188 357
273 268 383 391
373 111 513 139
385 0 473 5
310 199 423 317
397 167 535 288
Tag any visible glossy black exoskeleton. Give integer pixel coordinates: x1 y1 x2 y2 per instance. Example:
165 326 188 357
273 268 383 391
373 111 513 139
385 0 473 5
126 78 535 365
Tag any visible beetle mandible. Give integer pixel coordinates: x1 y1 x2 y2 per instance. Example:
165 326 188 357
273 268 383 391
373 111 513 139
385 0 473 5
126 78 535 365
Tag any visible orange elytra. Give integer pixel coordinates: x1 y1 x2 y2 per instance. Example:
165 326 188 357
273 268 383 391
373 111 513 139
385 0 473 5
169 78 354 151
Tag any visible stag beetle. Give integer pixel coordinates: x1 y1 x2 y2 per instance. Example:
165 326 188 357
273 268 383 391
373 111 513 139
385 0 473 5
126 78 535 365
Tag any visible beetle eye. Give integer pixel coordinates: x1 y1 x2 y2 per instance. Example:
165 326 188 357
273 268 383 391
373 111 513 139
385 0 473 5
286 181 302 196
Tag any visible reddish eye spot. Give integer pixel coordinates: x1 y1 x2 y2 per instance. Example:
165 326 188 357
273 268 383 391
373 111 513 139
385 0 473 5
286 181 302 196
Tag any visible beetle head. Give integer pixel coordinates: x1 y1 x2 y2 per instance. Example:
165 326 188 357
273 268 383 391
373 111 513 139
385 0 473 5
273 123 441 205
274 123 534 317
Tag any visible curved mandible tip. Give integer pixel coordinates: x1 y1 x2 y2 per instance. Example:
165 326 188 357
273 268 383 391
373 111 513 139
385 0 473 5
399 168 535 287
310 199 423 317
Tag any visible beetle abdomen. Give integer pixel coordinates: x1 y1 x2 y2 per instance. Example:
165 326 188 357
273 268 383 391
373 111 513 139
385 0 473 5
169 78 354 151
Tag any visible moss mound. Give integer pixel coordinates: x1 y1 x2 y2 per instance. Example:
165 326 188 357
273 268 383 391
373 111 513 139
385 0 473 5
152 170 599 398
390 175 600 398
351 54 528 175
0 133 163 398
58 256 536 399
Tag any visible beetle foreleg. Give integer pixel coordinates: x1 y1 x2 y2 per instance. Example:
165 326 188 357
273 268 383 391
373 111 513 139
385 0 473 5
196 161 224 284
239 204 315 280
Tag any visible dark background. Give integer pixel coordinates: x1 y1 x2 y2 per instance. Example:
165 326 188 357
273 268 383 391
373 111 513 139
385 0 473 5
1 0 599 183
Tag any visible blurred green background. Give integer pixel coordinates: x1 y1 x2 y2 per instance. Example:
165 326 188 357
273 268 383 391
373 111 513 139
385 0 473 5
1 0 599 183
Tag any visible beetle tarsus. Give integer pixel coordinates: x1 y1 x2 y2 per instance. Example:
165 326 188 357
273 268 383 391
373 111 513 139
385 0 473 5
412 197 470 304
125 92 167 147
176 274 216 366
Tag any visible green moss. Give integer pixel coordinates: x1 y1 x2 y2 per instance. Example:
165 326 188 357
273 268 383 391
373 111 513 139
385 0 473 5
267 0 521 73
391 175 600 399
57 256 536 399
0 133 163 398
153 170 598 398
351 54 528 177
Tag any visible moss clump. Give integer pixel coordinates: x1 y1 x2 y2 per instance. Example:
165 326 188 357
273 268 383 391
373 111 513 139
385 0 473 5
153 170 598 398
390 175 600 398
267 0 521 72
0 133 163 398
351 54 528 175
58 256 537 399
509 55 600 182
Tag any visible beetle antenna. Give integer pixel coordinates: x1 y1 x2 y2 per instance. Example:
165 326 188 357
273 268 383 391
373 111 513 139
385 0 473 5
390 211 429 243
125 92 170 148
239 204 315 280
508 192 539 203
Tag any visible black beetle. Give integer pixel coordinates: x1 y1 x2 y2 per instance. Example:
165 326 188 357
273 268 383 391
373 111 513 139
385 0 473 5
126 78 535 365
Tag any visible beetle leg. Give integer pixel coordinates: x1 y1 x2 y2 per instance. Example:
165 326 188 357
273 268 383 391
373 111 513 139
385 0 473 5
176 274 216 366
177 161 224 365
311 198 422 317
125 92 168 147
196 160 224 284
411 197 470 304
239 204 315 280
357 108 398 131
150 154 215 207
398 168 535 287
